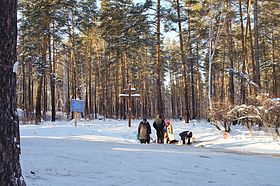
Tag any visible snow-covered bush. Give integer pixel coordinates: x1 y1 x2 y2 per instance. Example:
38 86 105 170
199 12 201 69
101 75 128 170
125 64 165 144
208 104 232 132
209 96 280 136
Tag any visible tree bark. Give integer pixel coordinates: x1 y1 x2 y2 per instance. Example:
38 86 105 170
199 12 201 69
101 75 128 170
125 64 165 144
156 0 164 116
246 0 256 95
49 17 56 122
115 55 120 119
176 0 189 123
89 43 93 119
254 0 261 89
84 36 90 119
35 76 43 124
239 0 246 104
221 43 226 103
0 0 26 184
226 0 235 106
272 33 277 98
186 0 196 120
22 60 26 120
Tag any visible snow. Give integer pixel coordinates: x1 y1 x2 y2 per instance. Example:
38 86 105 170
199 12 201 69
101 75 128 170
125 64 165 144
20 119 280 186
272 98 280 101
119 93 141 97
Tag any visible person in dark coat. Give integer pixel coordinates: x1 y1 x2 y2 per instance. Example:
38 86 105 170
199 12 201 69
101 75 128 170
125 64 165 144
179 131 193 144
138 118 151 144
153 114 165 144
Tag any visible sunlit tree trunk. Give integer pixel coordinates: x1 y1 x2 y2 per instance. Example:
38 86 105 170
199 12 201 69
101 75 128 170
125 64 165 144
156 0 164 116
170 71 176 119
254 0 261 89
272 32 277 98
84 35 90 119
28 63 33 121
36 11 49 124
186 0 196 120
239 0 246 104
195 41 201 119
176 0 189 123
49 22 56 122
221 43 226 103
121 52 126 119
245 0 256 95
89 43 93 119
22 59 26 120
226 0 234 106
43 76 47 117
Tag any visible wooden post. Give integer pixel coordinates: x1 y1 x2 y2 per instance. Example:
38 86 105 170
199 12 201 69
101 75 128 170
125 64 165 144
119 84 140 128
74 112 77 127
71 99 84 127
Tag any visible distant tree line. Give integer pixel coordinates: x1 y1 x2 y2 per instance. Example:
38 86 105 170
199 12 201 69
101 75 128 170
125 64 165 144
16 0 279 125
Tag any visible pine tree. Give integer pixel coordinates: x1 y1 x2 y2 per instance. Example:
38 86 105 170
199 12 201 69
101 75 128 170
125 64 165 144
0 0 26 185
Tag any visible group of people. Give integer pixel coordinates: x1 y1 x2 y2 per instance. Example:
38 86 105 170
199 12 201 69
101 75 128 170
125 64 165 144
137 114 193 145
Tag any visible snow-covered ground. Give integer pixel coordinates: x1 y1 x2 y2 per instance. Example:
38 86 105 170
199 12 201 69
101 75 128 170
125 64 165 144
20 119 280 186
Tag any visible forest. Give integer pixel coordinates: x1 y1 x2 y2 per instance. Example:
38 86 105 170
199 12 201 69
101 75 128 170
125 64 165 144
16 0 279 133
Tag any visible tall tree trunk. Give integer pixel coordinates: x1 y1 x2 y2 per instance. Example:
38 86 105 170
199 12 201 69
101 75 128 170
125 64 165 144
246 0 256 95
175 73 182 119
226 0 235 106
89 43 93 119
272 32 277 98
0 1 26 184
43 75 47 117
28 63 33 121
239 0 246 104
63 54 70 119
156 0 164 116
84 36 90 119
49 18 56 122
208 17 213 110
121 52 126 119
176 0 189 123
254 0 261 89
70 9 77 119
170 71 176 119
221 43 226 103
186 0 196 120
36 10 48 123
115 55 120 119
196 41 201 119
22 60 26 120
42 9 49 119
31 76 34 121
94 59 98 119
35 76 43 124
212 68 216 103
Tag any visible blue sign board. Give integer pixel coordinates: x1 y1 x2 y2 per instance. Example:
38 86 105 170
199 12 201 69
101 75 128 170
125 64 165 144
71 99 84 113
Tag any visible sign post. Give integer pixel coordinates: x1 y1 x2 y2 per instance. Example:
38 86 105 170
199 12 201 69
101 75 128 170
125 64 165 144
71 99 84 127
119 84 140 127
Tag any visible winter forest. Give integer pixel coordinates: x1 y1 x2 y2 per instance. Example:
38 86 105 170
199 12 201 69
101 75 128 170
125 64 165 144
16 0 279 132
0 0 279 185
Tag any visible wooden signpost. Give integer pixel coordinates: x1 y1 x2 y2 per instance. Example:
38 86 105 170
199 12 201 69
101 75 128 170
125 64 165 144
119 84 140 127
71 99 84 127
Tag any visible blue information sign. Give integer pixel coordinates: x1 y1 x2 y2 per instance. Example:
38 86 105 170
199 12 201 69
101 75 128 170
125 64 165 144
71 99 84 113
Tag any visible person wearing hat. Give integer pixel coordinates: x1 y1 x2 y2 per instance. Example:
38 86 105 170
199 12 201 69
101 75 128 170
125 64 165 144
165 120 176 144
138 118 151 144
